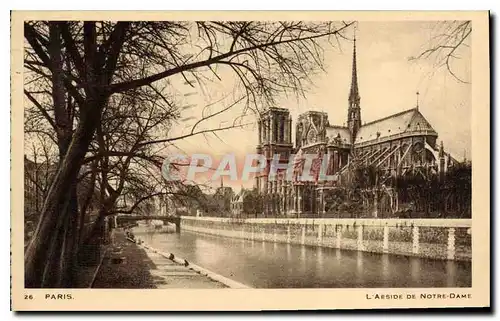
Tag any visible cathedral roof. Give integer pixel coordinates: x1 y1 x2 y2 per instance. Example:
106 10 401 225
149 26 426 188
354 108 438 145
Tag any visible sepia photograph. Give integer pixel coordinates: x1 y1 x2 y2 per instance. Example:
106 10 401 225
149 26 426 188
11 10 490 311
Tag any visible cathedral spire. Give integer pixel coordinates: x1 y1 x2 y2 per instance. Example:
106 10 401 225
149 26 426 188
347 31 362 140
349 34 360 104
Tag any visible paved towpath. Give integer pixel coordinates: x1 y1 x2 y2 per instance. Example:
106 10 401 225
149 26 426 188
92 230 227 289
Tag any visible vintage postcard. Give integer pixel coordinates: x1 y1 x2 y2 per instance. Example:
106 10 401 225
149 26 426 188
11 11 490 311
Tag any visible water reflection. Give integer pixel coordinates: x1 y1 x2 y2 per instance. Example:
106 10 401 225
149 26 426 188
300 245 306 270
316 247 324 273
356 251 364 285
135 229 471 289
381 254 390 282
446 260 457 287
410 257 421 284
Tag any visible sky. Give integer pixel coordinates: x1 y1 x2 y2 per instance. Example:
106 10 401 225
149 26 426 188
167 21 472 192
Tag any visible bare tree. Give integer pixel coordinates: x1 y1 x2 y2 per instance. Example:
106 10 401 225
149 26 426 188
23 20 354 287
410 21 471 83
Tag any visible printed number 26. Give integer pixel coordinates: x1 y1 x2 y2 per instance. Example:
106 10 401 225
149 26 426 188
24 294 33 300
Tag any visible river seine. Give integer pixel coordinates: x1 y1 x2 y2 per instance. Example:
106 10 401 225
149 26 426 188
134 229 471 288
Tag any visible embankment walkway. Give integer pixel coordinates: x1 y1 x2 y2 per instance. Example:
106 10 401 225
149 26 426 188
92 230 237 288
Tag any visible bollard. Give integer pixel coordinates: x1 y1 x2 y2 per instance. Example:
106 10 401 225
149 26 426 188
383 225 389 253
301 225 306 245
287 225 291 244
412 225 420 254
447 227 456 260
251 225 255 241
273 226 277 243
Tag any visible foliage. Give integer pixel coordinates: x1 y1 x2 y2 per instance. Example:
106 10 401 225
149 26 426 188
394 163 472 217
347 161 472 218
242 189 264 216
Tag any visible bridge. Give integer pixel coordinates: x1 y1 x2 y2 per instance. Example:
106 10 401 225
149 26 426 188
114 215 181 233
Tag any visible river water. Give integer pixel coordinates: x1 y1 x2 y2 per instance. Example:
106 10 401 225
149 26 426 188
134 228 471 288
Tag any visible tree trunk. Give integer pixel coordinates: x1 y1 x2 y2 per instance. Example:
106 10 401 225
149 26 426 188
86 212 106 245
39 191 70 288
24 97 107 287
61 187 79 287
24 21 126 287
25 22 84 288
41 190 79 288
40 220 66 287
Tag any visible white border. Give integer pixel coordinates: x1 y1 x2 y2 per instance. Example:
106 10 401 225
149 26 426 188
3 2 497 320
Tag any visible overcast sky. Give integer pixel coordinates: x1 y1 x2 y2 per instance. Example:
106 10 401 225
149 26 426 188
168 21 472 192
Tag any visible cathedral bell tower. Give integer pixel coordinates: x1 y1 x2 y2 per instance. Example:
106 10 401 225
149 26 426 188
256 108 293 193
255 107 293 217
347 36 361 141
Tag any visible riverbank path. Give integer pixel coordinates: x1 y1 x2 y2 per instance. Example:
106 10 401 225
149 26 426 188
92 230 226 288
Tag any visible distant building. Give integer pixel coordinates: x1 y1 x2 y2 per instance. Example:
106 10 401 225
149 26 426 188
24 155 57 244
24 156 57 217
214 179 234 216
231 189 248 217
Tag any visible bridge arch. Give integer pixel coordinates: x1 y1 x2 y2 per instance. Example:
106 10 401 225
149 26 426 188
114 215 181 233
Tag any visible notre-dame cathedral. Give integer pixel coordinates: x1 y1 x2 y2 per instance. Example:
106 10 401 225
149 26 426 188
254 38 459 218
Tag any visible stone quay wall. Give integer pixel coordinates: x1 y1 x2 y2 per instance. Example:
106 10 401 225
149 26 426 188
181 217 472 262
